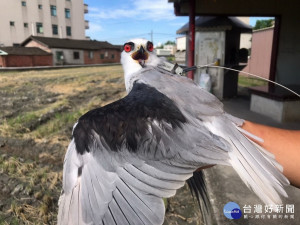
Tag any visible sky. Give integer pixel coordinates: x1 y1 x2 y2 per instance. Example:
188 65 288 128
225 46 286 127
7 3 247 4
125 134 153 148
249 17 274 26
84 0 188 46
84 0 274 46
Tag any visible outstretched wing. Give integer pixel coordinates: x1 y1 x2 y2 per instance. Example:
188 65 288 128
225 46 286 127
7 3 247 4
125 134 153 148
140 67 289 205
58 82 230 225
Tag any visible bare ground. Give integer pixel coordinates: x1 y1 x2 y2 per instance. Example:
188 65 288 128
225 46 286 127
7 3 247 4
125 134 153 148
0 65 201 224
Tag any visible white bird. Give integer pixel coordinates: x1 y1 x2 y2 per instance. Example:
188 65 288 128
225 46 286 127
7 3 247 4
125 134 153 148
58 38 289 225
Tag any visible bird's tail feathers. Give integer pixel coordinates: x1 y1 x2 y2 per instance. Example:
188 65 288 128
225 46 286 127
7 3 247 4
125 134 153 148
215 118 289 205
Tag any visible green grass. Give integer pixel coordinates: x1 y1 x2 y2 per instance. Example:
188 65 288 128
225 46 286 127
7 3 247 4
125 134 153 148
238 75 268 87
34 110 82 138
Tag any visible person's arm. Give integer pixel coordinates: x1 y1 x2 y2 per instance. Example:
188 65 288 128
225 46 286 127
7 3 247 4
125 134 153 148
242 121 300 188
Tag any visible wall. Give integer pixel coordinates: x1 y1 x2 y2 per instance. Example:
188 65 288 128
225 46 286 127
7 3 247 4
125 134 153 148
51 48 84 65
0 55 52 67
176 36 186 51
237 17 252 49
0 56 6 67
194 31 225 99
243 27 274 79
84 49 121 64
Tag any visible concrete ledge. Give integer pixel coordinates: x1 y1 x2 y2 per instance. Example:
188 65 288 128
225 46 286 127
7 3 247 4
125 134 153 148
250 94 300 122
204 165 300 225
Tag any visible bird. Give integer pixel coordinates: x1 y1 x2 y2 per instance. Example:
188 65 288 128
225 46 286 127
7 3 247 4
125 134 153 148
57 38 289 225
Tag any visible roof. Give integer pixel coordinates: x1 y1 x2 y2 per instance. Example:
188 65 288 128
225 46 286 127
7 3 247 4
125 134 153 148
0 47 51 56
177 16 252 34
21 36 120 51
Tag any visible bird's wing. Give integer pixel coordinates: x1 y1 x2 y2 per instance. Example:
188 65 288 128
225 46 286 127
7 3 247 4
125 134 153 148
138 67 289 205
138 67 224 117
58 82 230 225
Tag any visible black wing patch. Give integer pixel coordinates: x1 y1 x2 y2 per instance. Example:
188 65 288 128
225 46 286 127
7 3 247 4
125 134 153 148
73 82 186 154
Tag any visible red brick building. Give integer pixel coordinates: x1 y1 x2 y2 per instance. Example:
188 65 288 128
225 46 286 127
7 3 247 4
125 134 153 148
22 36 121 66
0 47 52 67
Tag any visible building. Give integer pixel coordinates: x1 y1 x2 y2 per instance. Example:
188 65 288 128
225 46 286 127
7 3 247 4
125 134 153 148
155 45 176 56
0 0 89 47
169 0 300 122
0 47 52 67
237 17 252 49
175 36 187 65
22 36 120 65
176 36 186 51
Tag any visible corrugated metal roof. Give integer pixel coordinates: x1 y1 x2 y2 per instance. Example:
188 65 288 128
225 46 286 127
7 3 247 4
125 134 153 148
0 47 51 56
177 16 252 34
21 36 120 51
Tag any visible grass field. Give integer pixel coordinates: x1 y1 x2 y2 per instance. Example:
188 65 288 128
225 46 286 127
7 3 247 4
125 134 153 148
238 74 268 87
0 65 126 224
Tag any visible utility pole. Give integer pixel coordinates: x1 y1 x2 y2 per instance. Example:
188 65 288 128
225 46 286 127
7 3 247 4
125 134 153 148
150 30 153 43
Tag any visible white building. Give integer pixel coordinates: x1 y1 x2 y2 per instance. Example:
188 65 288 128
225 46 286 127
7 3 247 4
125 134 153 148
176 36 186 51
155 44 176 56
0 0 89 46
237 17 252 49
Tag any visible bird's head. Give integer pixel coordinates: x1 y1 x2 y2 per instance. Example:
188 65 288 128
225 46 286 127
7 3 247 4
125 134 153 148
121 38 161 91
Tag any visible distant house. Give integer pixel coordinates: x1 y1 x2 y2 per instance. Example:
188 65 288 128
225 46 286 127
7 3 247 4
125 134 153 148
175 36 186 64
0 47 52 67
21 36 121 65
155 44 176 57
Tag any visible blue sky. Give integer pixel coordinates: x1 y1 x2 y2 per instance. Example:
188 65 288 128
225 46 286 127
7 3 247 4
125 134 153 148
84 0 274 46
249 17 274 26
84 0 188 46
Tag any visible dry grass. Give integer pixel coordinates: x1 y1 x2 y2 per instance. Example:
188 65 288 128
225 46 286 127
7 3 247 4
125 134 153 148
0 65 126 224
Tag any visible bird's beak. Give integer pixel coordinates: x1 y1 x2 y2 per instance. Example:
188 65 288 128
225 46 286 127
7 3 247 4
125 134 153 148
131 46 148 67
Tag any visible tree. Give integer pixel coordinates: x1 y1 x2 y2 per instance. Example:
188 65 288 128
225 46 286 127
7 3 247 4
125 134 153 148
164 40 175 45
253 19 275 30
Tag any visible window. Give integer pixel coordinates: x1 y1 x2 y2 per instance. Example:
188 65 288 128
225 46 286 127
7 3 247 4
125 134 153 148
50 5 57 16
111 54 115 59
10 21 15 26
104 51 108 57
52 24 58 35
38 4 42 9
56 51 64 61
88 51 94 59
65 8 71 18
66 26 71 36
21 1 26 6
100 54 104 59
36 23 43 34
73 52 80 59
24 23 28 28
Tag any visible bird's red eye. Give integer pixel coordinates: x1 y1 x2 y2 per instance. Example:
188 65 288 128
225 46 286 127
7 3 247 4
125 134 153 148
124 44 132 52
147 42 154 52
